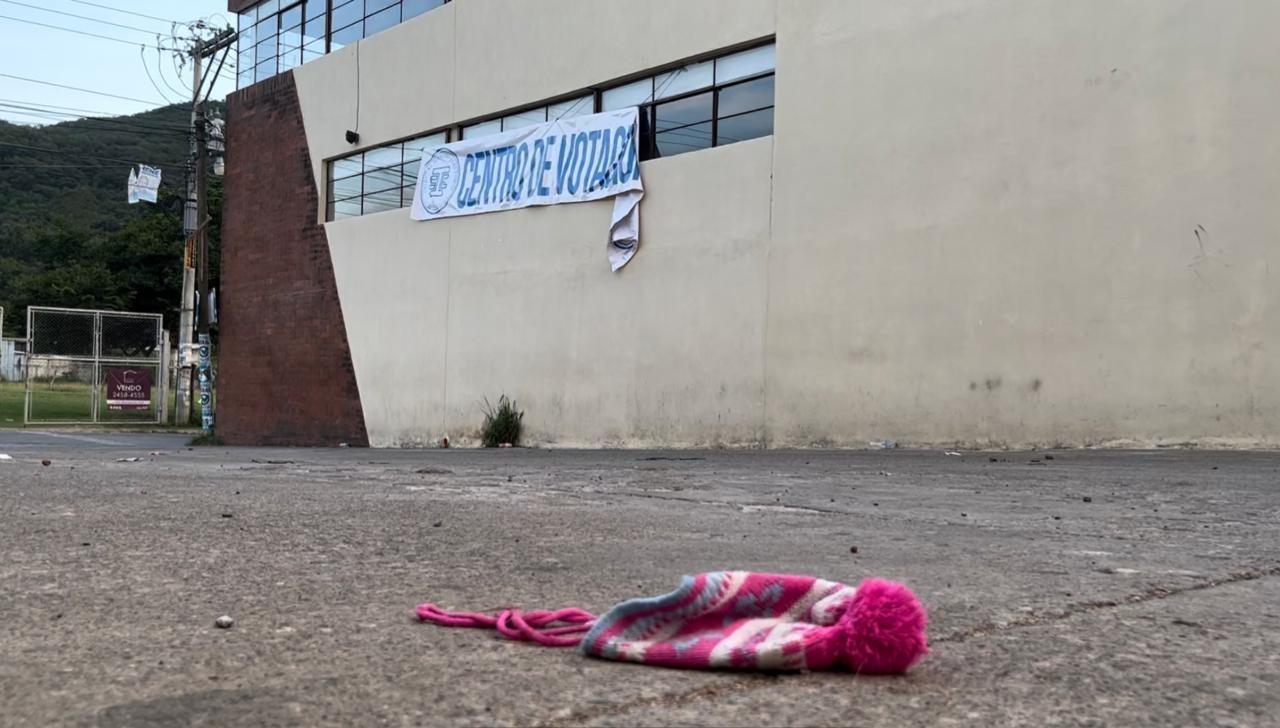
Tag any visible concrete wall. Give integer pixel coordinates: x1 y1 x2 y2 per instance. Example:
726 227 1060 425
278 0 1279 448
765 0 1279 447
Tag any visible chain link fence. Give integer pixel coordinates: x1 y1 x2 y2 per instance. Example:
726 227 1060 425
24 307 168 425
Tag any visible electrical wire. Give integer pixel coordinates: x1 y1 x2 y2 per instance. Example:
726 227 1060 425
140 46 182 105
0 73 167 106
0 100 192 132
0 13 177 50
63 0 182 26
156 47 191 100
0 110 189 138
0 140 185 167
0 0 161 35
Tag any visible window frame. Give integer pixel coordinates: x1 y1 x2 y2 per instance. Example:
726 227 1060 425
325 128 452 221
237 0 455 89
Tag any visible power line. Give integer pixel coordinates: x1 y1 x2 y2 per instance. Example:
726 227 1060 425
0 0 161 35
155 48 189 101
0 140 186 167
0 73 167 107
140 47 181 106
63 0 182 26
0 100 191 132
0 108 190 138
0 13 178 50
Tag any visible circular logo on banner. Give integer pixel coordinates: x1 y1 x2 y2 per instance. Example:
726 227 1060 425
419 148 461 215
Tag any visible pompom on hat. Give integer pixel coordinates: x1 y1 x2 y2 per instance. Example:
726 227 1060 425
416 572 927 674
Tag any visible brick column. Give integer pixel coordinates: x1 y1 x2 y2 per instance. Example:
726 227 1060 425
219 73 369 446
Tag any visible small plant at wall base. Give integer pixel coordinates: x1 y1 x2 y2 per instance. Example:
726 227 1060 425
481 395 524 448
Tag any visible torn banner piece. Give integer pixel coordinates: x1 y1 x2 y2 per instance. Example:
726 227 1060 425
127 164 161 204
410 107 645 271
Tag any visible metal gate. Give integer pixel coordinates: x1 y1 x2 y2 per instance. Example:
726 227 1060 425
24 307 168 425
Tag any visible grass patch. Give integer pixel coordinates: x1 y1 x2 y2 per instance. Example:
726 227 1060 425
481 395 524 448
0 379 177 427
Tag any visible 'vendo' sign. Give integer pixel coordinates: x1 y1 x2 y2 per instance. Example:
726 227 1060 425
410 107 645 271
105 367 152 411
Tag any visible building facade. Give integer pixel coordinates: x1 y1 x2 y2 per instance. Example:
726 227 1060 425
221 0 1280 448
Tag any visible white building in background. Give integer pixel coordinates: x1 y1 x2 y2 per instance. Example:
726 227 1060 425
218 0 1280 448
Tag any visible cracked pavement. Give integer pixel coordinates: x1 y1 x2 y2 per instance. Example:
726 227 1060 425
1 432 1278 726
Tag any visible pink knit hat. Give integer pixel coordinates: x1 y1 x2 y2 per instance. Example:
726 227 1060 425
416 571 928 674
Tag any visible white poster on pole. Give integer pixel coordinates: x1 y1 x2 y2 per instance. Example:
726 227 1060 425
410 107 644 271
127 164 161 204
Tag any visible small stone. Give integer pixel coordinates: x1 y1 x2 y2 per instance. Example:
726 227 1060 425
849 546 859 554
1044 455 1055 461
41 459 51 466
1083 496 1092 503
432 521 443 527
215 615 234 629
80 542 90 547
1053 516 1061 520
961 513 968 517
988 457 999 463
872 502 879 507
221 513 234 518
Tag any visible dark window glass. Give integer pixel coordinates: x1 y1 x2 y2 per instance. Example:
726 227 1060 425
403 0 445 19
364 5 401 37
717 76 773 117
279 47 303 70
330 197 362 220
716 108 772 145
363 165 403 195
303 17 325 45
255 19 277 46
363 145 402 171
401 161 421 188
655 121 712 157
331 21 363 48
280 4 303 31
255 58 277 82
654 91 712 131
331 0 363 31
332 155 363 178
330 173 362 200
362 188 401 215
280 26 302 53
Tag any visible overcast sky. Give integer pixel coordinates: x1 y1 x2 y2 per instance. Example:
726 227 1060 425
0 0 236 124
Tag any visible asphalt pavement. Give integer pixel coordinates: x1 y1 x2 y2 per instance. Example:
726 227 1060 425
1 433 1277 727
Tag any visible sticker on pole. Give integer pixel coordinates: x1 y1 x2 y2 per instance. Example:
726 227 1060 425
105 367 152 411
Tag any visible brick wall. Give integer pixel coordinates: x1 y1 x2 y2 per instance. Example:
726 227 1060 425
219 73 369 446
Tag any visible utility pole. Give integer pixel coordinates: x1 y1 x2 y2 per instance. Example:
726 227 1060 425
177 26 234 430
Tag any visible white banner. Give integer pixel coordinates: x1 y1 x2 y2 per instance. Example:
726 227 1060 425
411 107 644 271
127 164 161 204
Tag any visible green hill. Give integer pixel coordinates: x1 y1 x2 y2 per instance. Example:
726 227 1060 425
0 104 222 338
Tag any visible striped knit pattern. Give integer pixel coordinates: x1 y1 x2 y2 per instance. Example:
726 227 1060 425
579 571 856 670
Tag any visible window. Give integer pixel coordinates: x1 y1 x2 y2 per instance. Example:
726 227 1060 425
461 94 593 140
237 0 453 88
601 43 776 160
326 132 448 220
456 42 775 155
320 41 775 221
